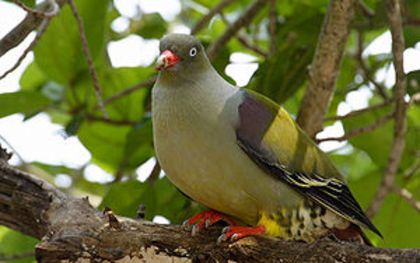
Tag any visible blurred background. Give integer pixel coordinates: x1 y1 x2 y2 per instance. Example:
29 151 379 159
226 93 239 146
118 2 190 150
0 0 419 260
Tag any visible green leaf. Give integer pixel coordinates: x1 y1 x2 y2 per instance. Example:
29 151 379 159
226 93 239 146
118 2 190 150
348 173 420 248
33 0 110 84
0 227 38 263
77 119 153 172
342 104 393 168
99 180 149 218
131 13 168 39
0 91 51 118
6 0 35 8
94 67 154 120
99 177 203 223
342 100 420 170
122 118 154 170
407 70 420 96
65 114 85 136
30 162 75 176
77 122 131 172
331 147 377 181
404 27 420 47
249 45 313 103
19 62 47 91
73 176 108 197
66 66 153 120
404 0 420 48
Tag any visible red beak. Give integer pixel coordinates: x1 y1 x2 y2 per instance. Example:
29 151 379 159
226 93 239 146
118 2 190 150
156 50 181 71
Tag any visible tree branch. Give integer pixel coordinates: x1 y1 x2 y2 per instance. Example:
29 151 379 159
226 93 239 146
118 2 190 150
12 0 59 18
206 0 269 60
0 0 66 57
268 0 277 55
0 146 419 262
236 31 269 57
367 0 407 218
297 0 357 138
391 185 420 212
324 99 393 121
355 31 390 100
85 114 137 126
68 0 108 119
190 0 236 35
96 76 157 109
317 111 394 143
218 13 268 57
0 19 50 80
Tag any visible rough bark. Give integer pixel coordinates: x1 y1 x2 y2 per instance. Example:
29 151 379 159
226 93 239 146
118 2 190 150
0 0 67 57
0 146 419 263
297 0 357 138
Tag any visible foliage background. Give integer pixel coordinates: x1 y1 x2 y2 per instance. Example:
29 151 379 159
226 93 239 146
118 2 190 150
0 0 419 261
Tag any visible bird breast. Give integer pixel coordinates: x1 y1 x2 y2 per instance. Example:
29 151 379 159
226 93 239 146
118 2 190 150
152 80 300 225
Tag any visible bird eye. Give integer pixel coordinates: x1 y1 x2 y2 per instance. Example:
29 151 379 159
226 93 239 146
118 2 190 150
189 47 197 57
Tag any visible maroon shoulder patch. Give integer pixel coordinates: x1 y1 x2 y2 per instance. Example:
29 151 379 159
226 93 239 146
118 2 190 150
236 91 275 151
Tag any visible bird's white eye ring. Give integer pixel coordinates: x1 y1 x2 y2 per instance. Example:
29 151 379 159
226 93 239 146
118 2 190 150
189 47 197 57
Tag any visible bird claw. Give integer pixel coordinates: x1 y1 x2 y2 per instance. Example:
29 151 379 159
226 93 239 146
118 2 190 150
182 219 189 227
222 226 230 234
217 225 266 243
183 210 233 236
217 233 226 244
205 219 211 228
191 225 199 236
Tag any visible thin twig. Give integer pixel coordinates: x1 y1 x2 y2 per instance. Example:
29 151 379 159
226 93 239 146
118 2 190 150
356 31 389 100
95 76 156 109
391 185 420 212
325 99 393 121
237 31 269 57
191 0 236 35
367 0 407 218
0 135 25 164
68 0 108 118
86 114 136 126
145 161 161 184
207 0 269 60
0 0 66 57
0 19 50 80
317 111 394 143
357 0 375 18
404 161 420 181
405 17 420 26
13 0 59 18
218 13 268 57
268 0 277 55
0 250 35 261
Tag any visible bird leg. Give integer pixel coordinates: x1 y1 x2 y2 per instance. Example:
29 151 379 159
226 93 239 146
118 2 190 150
217 225 266 243
183 210 235 235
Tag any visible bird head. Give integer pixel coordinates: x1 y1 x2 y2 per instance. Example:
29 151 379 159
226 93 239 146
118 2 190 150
156 34 208 72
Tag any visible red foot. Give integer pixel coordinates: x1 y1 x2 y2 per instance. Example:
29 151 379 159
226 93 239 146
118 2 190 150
183 210 234 235
218 225 266 243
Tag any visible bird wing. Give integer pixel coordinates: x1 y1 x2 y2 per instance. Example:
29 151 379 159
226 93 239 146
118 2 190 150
235 89 382 237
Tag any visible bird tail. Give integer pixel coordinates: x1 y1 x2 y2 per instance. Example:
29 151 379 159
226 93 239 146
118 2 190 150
332 223 374 246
